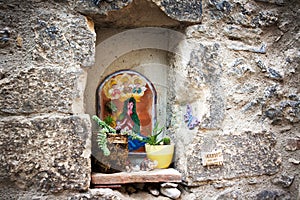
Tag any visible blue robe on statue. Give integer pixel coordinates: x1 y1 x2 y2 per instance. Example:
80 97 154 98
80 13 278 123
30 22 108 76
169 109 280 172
128 134 146 151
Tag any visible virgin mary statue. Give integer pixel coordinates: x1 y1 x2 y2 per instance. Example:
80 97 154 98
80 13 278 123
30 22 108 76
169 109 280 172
116 97 145 151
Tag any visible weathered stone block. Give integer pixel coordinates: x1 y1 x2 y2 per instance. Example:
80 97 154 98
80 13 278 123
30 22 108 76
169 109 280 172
191 43 224 129
222 25 263 45
0 114 91 192
32 12 96 68
0 1 95 68
153 0 202 22
0 66 84 115
75 0 132 16
185 131 281 185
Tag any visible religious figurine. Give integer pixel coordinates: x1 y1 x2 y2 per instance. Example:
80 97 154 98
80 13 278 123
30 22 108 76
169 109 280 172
116 97 146 151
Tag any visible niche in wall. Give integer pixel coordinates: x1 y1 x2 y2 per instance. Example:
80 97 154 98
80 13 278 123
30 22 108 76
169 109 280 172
84 0 184 175
86 40 170 172
96 70 157 152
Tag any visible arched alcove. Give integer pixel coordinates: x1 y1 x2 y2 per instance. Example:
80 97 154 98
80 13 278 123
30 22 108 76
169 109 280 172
83 0 188 184
86 47 171 128
96 70 157 151
87 45 171 172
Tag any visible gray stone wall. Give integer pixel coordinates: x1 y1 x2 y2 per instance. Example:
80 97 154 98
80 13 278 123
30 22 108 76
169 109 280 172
0 0 95 196
0 115 91 192
167 0 300 199
0 0 299 199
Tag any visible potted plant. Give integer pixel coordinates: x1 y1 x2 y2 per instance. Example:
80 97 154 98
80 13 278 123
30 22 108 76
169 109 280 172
92 115 128 172
130 123 174 169
92 115 116 156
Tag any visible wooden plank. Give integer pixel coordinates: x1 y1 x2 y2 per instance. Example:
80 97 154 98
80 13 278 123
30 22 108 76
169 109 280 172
93 185 122 188
91 168 182 185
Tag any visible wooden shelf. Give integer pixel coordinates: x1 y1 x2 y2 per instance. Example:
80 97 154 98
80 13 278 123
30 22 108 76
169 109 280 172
91 168 182 185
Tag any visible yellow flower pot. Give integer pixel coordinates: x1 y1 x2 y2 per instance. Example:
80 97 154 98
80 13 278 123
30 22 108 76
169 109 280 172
145 144 175 169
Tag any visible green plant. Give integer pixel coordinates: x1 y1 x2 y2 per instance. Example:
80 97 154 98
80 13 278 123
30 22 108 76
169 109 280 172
92 115 116 156
103 115 116 127
129 122 171 145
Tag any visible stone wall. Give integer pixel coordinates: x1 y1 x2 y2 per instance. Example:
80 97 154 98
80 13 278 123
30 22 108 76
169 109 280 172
168 0 300 199
0 0 95 197
0 0 299 199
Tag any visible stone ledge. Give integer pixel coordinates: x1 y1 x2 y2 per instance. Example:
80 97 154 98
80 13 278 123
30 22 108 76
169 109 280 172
91 168 182 185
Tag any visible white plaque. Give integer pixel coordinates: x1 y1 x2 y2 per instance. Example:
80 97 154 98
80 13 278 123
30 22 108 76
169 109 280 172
201 149 224 166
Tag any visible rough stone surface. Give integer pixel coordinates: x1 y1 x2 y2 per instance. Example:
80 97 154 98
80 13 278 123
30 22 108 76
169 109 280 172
255 189 291 200
75 0 201 27
0 66 84 115
0 0 299 199
75 0 132 16
152 0 202 22
255 0 285 5
0 0 95 196
0 0 96 68
186 131 281 184
285 138 300 151
272 174 294 188
0 114 91 192
75 0 182 27
167 0 299 199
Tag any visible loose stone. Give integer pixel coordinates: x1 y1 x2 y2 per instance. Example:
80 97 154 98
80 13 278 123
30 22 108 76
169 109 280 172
148 186 160 196
160 187 181 199
161 182 178 188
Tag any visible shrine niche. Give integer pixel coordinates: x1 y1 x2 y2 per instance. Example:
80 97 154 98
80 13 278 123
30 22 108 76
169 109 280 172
97 70 157 153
